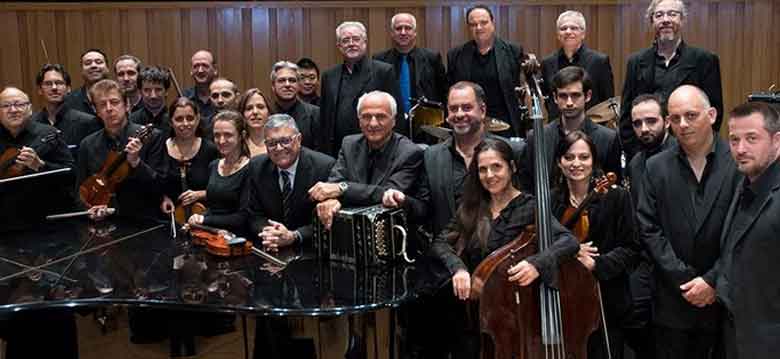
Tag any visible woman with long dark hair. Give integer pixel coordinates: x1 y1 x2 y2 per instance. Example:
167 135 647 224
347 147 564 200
430 138 578 358
237 88 271 157
552 130 639 359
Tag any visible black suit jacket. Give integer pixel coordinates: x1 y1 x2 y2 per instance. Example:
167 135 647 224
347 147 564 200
63 86 97 116
620 42 723 159
243 147 335 242
447 38 525 137
541 45 615 119
318 56 401 156
637 137 739 329
373 47 447 105
718 164 780 358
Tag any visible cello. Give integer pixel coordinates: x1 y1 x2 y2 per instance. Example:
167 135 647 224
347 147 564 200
471 60 601 358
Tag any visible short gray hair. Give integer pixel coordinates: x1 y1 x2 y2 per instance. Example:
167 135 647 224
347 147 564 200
264 113 300 133
270 61 300 82
336 21 367 42
390 13 417 30
356 91 397 118
556 11 586 32
646 0 687 24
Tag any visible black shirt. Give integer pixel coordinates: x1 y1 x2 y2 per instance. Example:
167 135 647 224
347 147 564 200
627 134 676 204
299 93 320 107
63 86 96 116
202 159 251 236
163 139 220 200
333 58 367 147
674 136 719 225
274 100 320 151
129 106 171 138
446 140 468 208
183 86 216 130
32 107 102 151
470 47 508 121
727 161 780 245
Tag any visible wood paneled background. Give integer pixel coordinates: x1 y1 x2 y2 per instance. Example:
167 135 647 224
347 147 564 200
1 0 779 127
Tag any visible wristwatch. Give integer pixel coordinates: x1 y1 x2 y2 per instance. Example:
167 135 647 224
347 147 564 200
338 181 349 194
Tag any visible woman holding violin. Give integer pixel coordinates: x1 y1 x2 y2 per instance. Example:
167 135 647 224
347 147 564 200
187 110 251 236
430 138 578 358
238 88 271 157
160 97 219 218
551 130 639 359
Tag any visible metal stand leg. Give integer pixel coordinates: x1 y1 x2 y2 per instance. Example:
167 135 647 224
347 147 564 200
242 315 249 359
389 308 397 359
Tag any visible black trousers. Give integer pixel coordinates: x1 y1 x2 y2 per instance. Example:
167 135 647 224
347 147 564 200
589 323 625 359
653 325 722 359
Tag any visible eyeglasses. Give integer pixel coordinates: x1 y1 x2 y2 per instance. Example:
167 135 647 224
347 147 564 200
0 101 31 110
266 135 298 149
275 77 298 85
300 74 317 81
339 36 364 45
558 25 583 32
42 80 67 88
359 113 392 122
653 10 681 20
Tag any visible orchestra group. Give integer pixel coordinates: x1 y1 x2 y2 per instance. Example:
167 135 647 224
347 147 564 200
1 1 778 358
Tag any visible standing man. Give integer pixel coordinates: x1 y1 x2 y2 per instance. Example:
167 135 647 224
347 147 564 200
183 50 218 121
620 0 723 159
541 10 614 119
374 12 447 115
296 57 321 106
447 5 525 138
318 21 400 156
718 102 780 359
129 66 171 137
63 48 111 116
637 85 738 358
114 54 144 114
33 63 101 150
269 61 320 151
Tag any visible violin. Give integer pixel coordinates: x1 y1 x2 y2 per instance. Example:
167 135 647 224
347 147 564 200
79 125 153 207
173 161 207 224
561 172 618 242
182 223 288 266
0 131 60 179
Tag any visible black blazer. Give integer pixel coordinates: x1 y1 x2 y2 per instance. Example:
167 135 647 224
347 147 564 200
619 42 723 159
318 56 401 156
373 47 447 105
718 165 780 358
637 137 739 329
243 147 335 242
447 38 525 137
541 45 615 119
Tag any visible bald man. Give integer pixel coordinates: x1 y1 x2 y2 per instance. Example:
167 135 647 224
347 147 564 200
636 84 738 357
183 50 218 121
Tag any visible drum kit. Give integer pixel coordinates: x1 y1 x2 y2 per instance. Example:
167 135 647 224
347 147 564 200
585 96 621 129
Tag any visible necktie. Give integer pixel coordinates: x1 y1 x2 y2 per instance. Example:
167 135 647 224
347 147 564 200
280 170 292 222
399 54 411 115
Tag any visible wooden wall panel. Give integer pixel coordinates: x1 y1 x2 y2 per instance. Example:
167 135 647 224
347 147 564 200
0 0 777 130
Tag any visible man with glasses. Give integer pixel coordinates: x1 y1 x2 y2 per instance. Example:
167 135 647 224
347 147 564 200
318 21 400 156
541 10 614 120
33 63 101 151
519 66 621 191
620 0 723 160
64 48 111 116
296 57 321 106
311 91 422 230
637 85 738 358
270 61 320 151
114 54 144 114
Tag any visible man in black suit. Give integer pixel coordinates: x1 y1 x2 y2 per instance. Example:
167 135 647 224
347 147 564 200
63 48 111 116
637 85 739 358
310 90 422 229
447 5 526 138
373 13 447 115
620 0 723 159
541 10 614 120
113 54 144 114
318 21 401 156
269 61 320 151
243 113 335 251
718 102 780 359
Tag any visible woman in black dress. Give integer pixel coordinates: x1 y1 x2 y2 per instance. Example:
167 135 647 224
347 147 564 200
430 138 578 358
238 88 271 157
187 110 251 236
552 130 639 359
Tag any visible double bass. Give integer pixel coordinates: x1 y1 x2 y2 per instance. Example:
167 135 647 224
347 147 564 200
471 60 602 358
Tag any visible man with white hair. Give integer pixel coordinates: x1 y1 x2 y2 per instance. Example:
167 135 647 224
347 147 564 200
310 90 422 229
541 10 614 119
269 60 320 151
620 0 723 160
318 21 401 156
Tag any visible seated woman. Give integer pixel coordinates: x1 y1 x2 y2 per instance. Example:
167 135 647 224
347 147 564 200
187 110 251 237
551 130 639 359
430 138 578 358
238 88 271 157
160 97 220 217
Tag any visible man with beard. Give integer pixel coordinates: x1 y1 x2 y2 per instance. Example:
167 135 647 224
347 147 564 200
114 54 144 113
32 63 101 153
269 61 320 151
620 0 723 159
296 57 321 106
63 48 110 116
183 50 218 121
519 66 621 191
129 66 172 137
541 10 614 120
637 85 738 358
318 21 400 156
374 12 447 115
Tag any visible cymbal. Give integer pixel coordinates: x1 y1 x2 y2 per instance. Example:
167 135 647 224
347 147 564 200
419 125 452 140
586 96 621 128
485 117 511 132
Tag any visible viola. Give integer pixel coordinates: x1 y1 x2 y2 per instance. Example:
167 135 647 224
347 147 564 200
173 161 207 224
183 223 253 257
79 125 153 207
0 131 60 179
560 172 618 242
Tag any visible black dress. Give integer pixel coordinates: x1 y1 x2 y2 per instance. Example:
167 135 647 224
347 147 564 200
163 139 220 200
202 159 250 236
